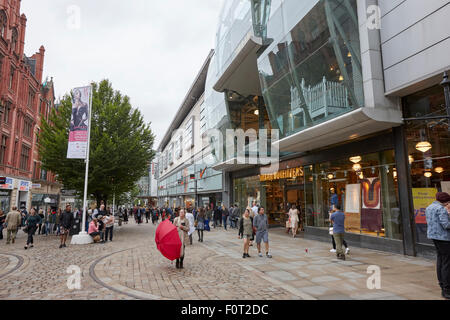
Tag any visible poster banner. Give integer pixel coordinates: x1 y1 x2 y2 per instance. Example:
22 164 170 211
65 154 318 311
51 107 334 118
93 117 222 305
412 188 437 224
67 86 91 159
0 177 14 190
19 180 30 192
441 181 450 194
345 184 361 214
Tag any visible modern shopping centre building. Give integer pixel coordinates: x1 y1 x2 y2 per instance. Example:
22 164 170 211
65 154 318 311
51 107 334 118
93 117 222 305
158 0 450 258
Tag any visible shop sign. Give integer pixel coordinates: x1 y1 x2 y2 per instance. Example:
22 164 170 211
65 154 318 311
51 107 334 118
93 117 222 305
260 167 304 182
0 191 10 196
0 177 14 190
32 184 42 189
19 181 31 192
412 188 437 225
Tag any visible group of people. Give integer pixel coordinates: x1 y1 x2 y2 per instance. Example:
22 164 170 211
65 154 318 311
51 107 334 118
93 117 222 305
0 204 77 250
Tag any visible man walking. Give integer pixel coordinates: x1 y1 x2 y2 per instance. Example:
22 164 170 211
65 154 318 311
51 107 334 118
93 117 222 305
59 205 75 248
426 192 450 299
253 207 272 258
330 204 346 260
5 206 21 244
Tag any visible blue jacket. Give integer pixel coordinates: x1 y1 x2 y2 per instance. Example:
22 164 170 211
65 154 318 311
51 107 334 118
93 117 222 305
426 201 450 241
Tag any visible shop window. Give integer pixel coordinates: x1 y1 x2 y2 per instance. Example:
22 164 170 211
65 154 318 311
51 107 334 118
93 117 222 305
303 150 402 240
403 85 450 245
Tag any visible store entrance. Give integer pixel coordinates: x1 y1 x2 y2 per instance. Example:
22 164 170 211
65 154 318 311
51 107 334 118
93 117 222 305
284 185 305 231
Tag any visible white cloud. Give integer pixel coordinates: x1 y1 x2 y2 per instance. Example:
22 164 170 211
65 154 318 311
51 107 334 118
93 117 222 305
21 0 224 147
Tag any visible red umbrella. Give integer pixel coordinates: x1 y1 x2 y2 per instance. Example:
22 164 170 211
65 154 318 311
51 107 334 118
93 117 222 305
155 220 181 261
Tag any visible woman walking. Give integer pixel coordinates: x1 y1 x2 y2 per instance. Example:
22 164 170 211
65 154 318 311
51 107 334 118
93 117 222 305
196 208 206 242
0 210 5 240
173 209 190 269
289 205 300 238
24 208 42 250
239 209 254 258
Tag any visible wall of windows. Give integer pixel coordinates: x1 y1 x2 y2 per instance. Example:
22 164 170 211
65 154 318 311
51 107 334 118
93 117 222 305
257 0 363 139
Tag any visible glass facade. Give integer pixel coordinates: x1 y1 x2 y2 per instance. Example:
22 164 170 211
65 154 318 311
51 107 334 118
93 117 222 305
403 85 450 245
257 0 363 139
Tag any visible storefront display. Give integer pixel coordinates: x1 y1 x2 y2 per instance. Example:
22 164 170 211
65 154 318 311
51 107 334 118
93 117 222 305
403 84 450 245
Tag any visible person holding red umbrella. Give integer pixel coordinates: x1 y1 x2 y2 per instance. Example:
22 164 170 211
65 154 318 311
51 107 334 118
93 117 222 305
173 209 190 269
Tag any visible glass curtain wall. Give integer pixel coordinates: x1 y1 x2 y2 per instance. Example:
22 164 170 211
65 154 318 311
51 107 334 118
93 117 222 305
403 85 450 245
257 0 364 139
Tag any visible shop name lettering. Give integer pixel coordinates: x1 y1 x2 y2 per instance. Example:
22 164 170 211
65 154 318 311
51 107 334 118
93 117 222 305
260 167 304 182
181 305 215 318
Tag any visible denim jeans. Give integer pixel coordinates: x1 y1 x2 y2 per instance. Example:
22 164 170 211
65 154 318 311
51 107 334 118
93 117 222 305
222 216 228 230
433 240 450 292
105 227 113 241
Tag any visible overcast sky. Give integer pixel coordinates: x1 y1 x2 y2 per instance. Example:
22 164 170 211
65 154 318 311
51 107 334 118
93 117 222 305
21 0 224 148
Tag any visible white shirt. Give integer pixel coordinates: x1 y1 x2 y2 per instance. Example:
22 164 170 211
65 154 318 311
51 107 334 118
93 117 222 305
186 212 196 236
252 206 259 216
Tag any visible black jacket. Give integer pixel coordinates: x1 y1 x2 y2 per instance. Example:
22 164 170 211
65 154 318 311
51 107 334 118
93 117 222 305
60 210 75 229
238 216 254 238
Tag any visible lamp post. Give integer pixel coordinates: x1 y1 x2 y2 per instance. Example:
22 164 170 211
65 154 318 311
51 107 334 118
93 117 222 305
441 71 450 131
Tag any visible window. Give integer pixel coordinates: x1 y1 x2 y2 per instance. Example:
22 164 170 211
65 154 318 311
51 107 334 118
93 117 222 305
3 102 11 123
9 67 14 90
168 143 174 165
23 118 32 137
36 128 40 144
0 11 6 39
0 136 7 165
40 168 47 181
0 55 4 80
200 103 207 136
175 136 183 159
184 117 195 150
27 88 35 108
20 144 30 171
11 28 18 52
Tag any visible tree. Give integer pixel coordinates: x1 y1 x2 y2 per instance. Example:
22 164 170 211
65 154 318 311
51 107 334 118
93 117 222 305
39 79 155 207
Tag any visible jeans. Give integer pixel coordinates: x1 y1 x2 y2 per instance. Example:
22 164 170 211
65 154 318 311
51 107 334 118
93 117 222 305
334 233 345 257
0 224 3 239
230 218 236 229
197 229 203 241
7 229 18 243
105 226 113 241
27 226 37 246
433 240 450 293
222 216 228 230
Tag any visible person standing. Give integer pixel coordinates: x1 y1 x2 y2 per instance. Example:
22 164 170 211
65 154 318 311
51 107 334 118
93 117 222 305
195 208 206 242
59 205 75 248
186 209 195 245
222 205 229 231
48 209 56 235
145 206 150 224
5 206 21 244
173 209 190 269
55 209 62 236
251 201 259 217
289 205 300 238
253 207 272 258
24 208 41 250
124 208 129 224
425 192 450 300
104 212 115 242
239 209 254 258
20 207 28 227
37 209 45 235
330 204 346 260
0 210 5 240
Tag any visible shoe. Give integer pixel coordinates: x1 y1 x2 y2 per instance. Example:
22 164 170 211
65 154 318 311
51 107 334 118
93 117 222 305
30 245 34 248
330 249 336 253
180 258 184 269
443 291 450 300
24 246 27 250
345 248 350 255
175 259 180 269
59 244 63 249
63 244 67 248
337 254 346 261
12 239 15 244
258 253 263 258
266 253 272 259
243 253 246 259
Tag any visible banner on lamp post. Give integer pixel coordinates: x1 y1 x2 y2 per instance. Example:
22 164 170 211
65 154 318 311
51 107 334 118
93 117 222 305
67 86 91 159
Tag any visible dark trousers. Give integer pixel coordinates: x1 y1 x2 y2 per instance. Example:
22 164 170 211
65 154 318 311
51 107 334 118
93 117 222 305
332 235 348 249
37 224 42 235
145 213 149 223
27 226 37 245
105 226 114 241
223 216 228 230
197 229 203 241
433 240 450 292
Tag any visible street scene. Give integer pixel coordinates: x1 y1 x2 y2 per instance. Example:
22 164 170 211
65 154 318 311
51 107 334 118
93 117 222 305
0 0 449 305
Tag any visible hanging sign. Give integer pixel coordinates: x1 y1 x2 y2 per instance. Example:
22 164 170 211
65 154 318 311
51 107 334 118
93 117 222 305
67 86 91 159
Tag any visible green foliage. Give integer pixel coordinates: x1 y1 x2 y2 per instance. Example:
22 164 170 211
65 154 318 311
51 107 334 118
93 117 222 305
39 80 155 204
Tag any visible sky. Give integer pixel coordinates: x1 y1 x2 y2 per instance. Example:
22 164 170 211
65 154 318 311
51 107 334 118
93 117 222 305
21 0 224 148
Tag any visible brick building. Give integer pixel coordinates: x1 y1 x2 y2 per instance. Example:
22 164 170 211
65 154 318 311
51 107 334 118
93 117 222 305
0 0 54 212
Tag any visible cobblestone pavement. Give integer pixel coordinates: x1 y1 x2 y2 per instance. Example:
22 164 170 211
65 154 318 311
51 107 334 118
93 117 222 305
0 221 444 300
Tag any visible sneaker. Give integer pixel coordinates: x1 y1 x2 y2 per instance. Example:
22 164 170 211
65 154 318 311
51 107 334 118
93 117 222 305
258 253 263 258
266 253 272 259
345 248 350 255
330 249 336 253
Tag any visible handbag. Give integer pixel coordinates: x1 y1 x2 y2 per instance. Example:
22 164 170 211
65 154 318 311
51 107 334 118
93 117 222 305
194 220 198 227
329 227 334 235
23 226 29 234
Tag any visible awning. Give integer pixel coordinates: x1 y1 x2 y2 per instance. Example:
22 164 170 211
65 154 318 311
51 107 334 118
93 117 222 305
274 107 403 153
212 157 259 172
213 35 264 96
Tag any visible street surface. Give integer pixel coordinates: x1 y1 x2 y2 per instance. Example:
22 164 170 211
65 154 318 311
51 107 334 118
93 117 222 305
0 220 443 300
